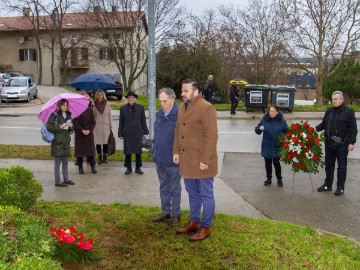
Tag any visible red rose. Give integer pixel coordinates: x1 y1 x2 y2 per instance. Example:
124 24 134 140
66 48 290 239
313 138 320 144
302 152 306 157
298 131 303 135
309 127 315 132
284 141 289 148
291 124 298 130
58 233 76 243
307 134 313 139
77 241 94 250
303 122 309 128
295 163 300 168
301 163 306 168
285 132 292 138
312 155 318 161
305 146 310 151
292 136 298 142
287 154 292 160
299 142 303 146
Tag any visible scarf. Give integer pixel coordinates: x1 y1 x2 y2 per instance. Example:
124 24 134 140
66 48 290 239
94 99 107 114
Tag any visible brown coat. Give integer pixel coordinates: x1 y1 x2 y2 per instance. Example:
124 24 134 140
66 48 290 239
173 95 218 179
93 102 113 145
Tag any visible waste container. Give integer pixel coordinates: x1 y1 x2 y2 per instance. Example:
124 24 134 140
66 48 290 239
270 85 296 112
244 84 271 113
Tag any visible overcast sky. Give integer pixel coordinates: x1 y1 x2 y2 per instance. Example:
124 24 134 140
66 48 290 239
180 0 249 15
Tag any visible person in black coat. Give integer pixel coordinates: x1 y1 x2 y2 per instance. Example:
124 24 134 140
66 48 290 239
203 75 214 105
72 91 97 174
230 82 240 115
316 91 357 196
118 91 149 175
255 105 288 186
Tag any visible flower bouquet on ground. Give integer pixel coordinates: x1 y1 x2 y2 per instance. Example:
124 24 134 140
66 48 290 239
50 226 98 263
278 121 325 189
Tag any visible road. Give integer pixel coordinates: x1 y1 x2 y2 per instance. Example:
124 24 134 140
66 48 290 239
1 115 360 159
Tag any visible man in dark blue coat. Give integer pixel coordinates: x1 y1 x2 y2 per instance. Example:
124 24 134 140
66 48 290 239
152 88 182 225
118 91 149 175
316 91 357 196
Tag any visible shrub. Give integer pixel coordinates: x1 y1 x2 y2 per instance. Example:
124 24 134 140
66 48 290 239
0 206 60 269
0 166 43 210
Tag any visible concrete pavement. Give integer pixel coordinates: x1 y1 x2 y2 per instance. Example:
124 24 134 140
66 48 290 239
0 85 359 242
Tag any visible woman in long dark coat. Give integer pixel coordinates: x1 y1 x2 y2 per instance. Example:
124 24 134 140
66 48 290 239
255 104 288 187
73 91 97 174
118 91 149 175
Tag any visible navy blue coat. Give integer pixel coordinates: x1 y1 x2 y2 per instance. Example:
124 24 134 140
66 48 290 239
255 112 288 158
153 104 179 167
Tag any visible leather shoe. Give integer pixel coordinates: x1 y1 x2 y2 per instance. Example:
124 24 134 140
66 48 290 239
168 216 180 225
135 168 144 174
176 221 199 234
189 227 210 242
125 168 132 175
334 188 344 196
64 180 75 185
317 184 332 192
55 182 68 187
79 167 84 174
152 213 171 222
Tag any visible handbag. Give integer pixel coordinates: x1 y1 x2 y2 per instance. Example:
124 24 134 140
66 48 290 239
328 135 342 151
141 135 152 150
107 130 116 155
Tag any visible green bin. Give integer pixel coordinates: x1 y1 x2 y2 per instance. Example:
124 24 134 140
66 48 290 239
244 84 271 113
270 86 296 112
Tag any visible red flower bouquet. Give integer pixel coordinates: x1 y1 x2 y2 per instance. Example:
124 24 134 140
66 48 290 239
278 121 325 174
50 226 97 263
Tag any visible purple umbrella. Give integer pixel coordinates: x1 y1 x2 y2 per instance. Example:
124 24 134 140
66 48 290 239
38 93 90 123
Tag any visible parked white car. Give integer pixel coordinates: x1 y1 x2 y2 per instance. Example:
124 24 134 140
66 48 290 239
0 77 38 102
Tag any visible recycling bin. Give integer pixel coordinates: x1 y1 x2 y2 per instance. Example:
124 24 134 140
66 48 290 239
270 85 296 112
244 84 271 113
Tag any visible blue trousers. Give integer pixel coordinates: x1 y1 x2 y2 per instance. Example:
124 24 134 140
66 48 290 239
184 178 215 228
156 166 182 216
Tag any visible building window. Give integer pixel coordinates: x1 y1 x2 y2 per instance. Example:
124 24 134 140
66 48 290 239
71 47 89 66
19 49 36 61
99 47 124 60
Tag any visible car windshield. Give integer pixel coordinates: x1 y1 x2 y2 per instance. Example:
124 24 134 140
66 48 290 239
8 78 27 87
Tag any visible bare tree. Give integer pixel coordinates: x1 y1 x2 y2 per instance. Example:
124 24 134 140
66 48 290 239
278 0 360 104
217 0 284 84
3 0 45 84
82 0 183 92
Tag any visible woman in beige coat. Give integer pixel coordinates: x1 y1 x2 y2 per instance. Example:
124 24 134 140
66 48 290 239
93 90 113 164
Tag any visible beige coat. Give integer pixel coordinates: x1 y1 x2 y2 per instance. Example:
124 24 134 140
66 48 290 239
93 102 113 144
173 95 218 179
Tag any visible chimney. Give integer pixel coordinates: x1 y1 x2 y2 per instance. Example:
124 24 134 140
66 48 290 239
23 7 30 17
112 6 118 12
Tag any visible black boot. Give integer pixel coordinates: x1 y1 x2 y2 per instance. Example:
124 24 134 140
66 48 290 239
264 178 272 186
277 178 283 187
79 166 84 175
98 154 103 164
91 164 97 174
103 154 108 163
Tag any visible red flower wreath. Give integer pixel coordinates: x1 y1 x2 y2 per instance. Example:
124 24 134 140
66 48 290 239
278 121 325 173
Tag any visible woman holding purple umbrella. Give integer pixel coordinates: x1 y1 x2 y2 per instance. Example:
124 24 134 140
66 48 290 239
46 99 74 187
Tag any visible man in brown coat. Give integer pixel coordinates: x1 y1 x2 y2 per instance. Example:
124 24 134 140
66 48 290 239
173 78 218 241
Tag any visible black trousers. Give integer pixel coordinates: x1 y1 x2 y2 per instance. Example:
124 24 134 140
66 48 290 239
230 100 238 114
77 156 95 167
96 144 108 155
264 157 282 180
324 142 349 190
124 154 142 169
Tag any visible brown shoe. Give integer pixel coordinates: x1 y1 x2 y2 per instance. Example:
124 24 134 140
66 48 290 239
152 213 171 222
176 221 199 234
167 216 180 225
189 227 210 242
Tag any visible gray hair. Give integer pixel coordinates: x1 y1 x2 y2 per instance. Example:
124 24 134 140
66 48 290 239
332 91 344 99
158 87 176 99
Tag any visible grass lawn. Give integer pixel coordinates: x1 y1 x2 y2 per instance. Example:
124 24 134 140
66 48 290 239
34 201 360 270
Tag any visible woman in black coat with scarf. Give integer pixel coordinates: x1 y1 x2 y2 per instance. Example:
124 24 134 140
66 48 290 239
73 91 97 174
255 105 288 186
